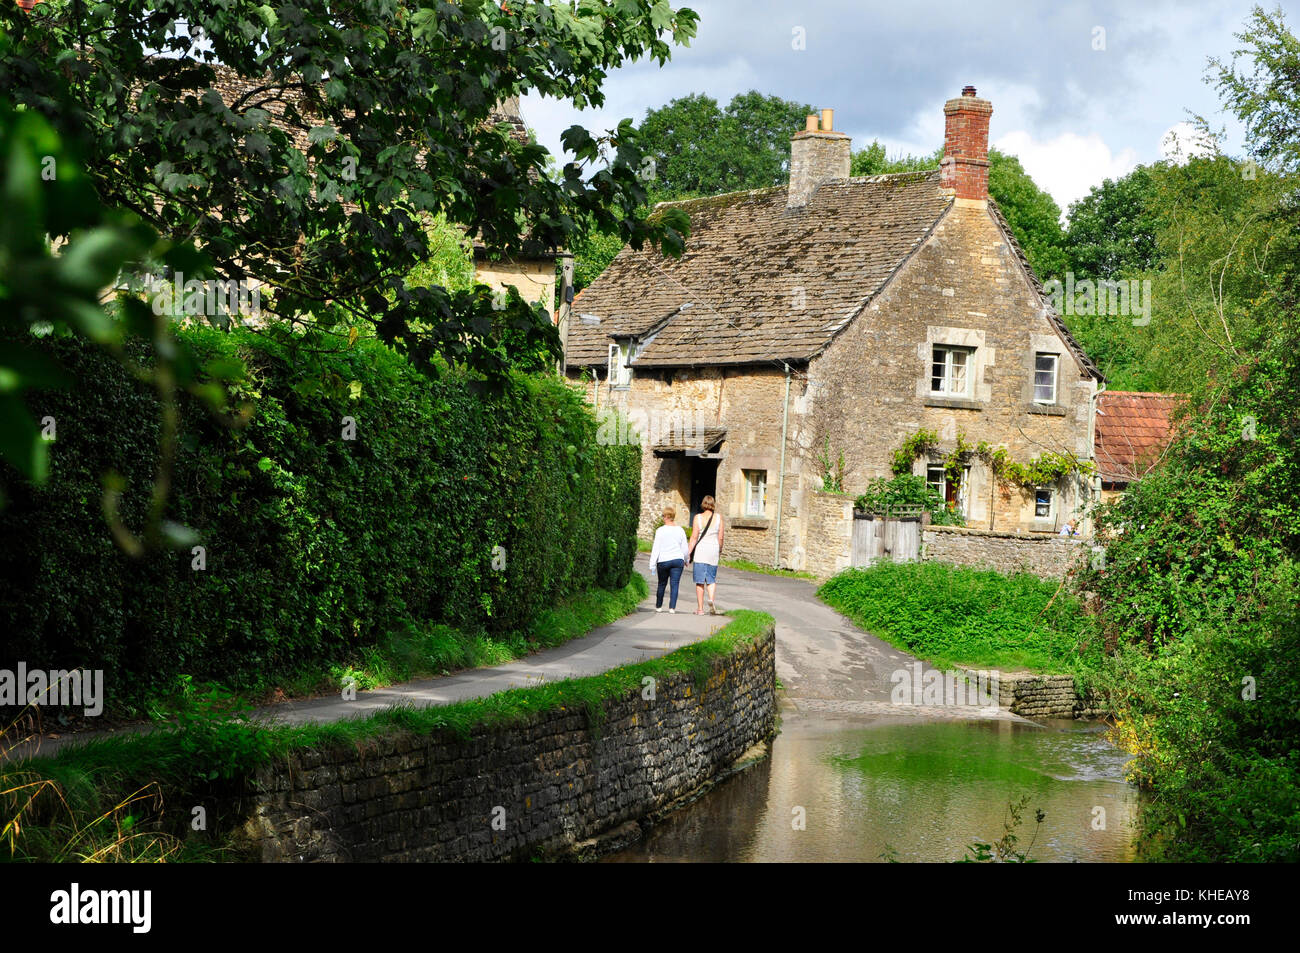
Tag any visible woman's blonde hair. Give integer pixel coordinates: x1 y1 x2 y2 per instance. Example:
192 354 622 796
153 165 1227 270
699 495 715 512
662 506 676 522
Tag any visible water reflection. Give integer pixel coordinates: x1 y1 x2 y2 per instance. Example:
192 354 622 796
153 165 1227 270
606 716 1137 863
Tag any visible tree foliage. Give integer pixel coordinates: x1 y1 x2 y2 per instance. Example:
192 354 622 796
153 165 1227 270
1 0 698 380
1075 5 1300 861
0 327 642 714
636 90 812 198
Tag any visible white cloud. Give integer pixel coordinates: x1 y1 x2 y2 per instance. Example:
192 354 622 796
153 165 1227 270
1159 121 1217 164
994 129 1140 217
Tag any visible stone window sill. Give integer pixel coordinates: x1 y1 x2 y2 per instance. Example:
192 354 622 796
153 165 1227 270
923 396 983 411
730 517 770 529
1027 403 1066 416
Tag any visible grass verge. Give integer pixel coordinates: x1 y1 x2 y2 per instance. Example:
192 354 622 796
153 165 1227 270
721 557 817 580
148 575 650 714
818 562 1102 675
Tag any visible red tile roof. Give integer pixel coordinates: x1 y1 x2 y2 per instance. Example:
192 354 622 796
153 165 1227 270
1094 391 1185 484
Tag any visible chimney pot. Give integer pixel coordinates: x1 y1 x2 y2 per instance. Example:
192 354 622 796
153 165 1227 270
804 114 818 132
942 86 992 202
820 108 833 131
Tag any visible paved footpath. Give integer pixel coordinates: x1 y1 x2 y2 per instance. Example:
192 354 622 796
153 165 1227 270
19 559 1017 761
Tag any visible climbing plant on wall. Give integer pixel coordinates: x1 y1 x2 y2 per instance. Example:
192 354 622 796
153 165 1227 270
890 429 1095 492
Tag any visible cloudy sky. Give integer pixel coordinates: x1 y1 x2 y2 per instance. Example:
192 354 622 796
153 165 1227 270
522 0 1281 217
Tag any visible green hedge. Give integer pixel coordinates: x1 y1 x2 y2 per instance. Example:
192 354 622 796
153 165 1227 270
0 328 640 713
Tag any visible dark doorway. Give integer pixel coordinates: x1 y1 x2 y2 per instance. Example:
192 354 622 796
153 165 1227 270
688 457 719 528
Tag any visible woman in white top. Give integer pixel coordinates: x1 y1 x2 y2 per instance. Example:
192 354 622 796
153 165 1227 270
689 495 723 615
648 506 690 612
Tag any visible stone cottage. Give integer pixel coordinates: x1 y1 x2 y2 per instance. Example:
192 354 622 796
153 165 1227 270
565 88 1105 573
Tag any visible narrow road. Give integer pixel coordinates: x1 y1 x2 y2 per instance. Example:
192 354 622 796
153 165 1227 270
17 559 1010 761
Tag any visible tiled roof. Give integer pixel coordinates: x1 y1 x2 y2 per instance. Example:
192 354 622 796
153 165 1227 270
1094 391 1185 483
565 171 953 367
651 427 727 453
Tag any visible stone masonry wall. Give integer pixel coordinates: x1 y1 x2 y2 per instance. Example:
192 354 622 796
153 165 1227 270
804 490 854 578
923 524 1085 579
802 201 1098 534
234 626 776 862
959 665 1105 719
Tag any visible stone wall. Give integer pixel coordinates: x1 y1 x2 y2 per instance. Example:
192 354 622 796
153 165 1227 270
923 524 1086 579
960 666 1105 719
233 625 776 862
804 490 854 578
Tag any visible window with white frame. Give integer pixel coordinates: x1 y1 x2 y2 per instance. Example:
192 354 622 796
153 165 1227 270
927 464 969 516
932 345 973 396
1033 352 1058 404
743 469 767 517
925 466 947 499
1034 486 1053 519
613 339 633 388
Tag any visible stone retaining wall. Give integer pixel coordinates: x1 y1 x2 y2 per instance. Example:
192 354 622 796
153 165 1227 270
960 666 1105 718
923 524 1087 579
232 626 776 862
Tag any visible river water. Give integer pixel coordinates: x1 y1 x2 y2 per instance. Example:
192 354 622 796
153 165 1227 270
607 712 1137 863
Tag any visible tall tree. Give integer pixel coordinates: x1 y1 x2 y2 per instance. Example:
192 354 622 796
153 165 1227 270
1063 166 1161 279
987 148 1067 279
1207 4 1300 176
0 0 698 381
637 90 812 198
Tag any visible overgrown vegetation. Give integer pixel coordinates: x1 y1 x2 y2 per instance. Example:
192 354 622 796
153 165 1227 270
0 328 642 717
818 562 1102 674
1 610 773 862
1069 5 1300 862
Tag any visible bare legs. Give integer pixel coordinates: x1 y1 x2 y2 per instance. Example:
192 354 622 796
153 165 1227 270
695 581 717 613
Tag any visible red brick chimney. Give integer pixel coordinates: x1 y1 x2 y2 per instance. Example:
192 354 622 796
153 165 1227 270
941 86 993 201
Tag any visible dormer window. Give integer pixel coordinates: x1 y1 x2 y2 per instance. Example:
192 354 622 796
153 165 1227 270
613 338 633 389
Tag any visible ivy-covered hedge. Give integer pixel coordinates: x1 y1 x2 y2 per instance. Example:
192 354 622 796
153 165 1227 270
0 328 640 713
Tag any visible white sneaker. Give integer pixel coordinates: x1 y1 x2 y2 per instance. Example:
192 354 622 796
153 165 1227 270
669 608 676 614
656 607 663 613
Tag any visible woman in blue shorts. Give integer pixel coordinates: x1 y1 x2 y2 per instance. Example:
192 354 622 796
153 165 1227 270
689 495 723 615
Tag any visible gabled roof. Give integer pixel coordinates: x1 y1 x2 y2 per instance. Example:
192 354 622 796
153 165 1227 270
566 171 953 367
985 200 1104 383
1094 391 1185 483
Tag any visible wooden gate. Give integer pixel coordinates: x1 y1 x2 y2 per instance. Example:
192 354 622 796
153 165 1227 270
851 506 923 567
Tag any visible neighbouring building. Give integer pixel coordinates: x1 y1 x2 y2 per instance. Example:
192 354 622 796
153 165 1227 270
565 89 1106 572
1093 391 1184 503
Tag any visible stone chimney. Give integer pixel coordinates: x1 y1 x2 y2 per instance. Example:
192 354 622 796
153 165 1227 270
941 86 993 202
787 108 851 209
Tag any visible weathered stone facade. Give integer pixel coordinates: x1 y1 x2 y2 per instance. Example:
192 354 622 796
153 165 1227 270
231 626 775 862
567 89 1103 571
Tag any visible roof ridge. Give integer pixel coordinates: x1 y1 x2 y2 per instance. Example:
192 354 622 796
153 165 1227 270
652 184 788 209
847 169 941 184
